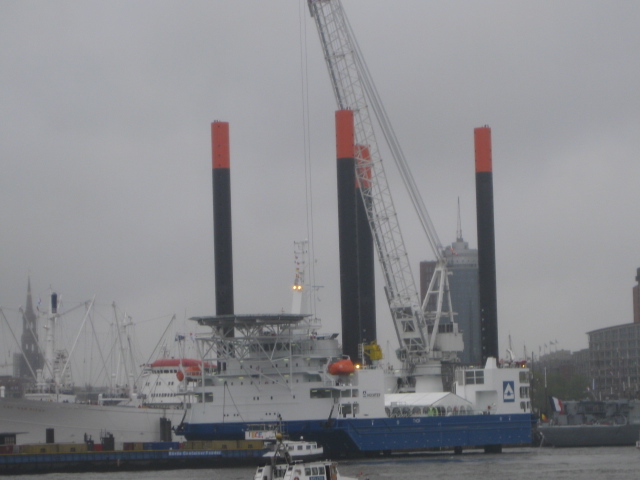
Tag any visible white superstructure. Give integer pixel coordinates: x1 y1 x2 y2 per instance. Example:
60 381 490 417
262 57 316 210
182 313 529 426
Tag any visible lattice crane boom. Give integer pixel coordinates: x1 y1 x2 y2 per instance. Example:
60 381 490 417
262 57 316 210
308 0 460 368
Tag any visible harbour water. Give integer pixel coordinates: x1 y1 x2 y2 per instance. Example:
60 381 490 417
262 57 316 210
3 447 639 480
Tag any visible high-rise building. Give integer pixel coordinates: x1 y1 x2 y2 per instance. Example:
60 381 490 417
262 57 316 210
588 322 640 398
420 234 481 366
587 267 640 398
443 237 481 366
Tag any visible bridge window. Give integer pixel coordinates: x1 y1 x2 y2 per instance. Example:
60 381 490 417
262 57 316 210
310 388 333 399
304 373 322 382
464 370 484 385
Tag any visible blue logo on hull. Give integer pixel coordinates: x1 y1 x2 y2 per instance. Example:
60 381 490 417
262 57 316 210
503 381 515 402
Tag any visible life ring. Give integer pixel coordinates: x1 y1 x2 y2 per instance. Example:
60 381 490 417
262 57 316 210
294 477 299 480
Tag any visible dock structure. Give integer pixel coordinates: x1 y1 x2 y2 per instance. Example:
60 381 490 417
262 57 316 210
0 440 269 474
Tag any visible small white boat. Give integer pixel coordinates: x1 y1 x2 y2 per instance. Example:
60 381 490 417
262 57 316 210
254 459 357 480
254 458 357 480
246 424 324 461
262 439 324 461
255 435 356 480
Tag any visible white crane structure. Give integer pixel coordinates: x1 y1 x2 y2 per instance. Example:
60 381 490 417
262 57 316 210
291 240 308 315
307 0 462 389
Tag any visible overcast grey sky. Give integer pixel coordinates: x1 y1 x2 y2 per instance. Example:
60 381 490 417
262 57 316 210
1 1 639 372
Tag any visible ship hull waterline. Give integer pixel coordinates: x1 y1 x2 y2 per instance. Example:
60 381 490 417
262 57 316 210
180 413 533 456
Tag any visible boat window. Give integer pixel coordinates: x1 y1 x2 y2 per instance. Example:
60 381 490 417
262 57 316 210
464 370 484 385
194 393 214 403
305 468 311 476
310 388 333 398
519 371 529 383
312 467 319 475
304 373 322 382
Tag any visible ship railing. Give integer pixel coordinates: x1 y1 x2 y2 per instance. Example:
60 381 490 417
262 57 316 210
385 404 478 418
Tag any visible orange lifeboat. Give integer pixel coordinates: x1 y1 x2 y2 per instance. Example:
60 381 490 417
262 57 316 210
176 366 202 381
172 360 215 381
328 357 355 375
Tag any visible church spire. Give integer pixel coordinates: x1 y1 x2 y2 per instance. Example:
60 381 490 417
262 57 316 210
24 277 35 318
20 276 42 378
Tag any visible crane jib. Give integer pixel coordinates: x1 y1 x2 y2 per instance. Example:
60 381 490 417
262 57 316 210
308 0 463 372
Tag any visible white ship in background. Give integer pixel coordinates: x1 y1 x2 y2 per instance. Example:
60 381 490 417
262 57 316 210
0 241 306 447
0 286 199 447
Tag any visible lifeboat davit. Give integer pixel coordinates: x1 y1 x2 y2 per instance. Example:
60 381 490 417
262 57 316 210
184 366 202 377
328 357 355 375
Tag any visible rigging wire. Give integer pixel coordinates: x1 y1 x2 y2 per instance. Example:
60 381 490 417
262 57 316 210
298 0 318 318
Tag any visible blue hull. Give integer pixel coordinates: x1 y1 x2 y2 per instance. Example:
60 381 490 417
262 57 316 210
180 414 533 455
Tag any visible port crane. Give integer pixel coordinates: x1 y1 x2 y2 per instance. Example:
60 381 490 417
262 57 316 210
307 0 461 388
